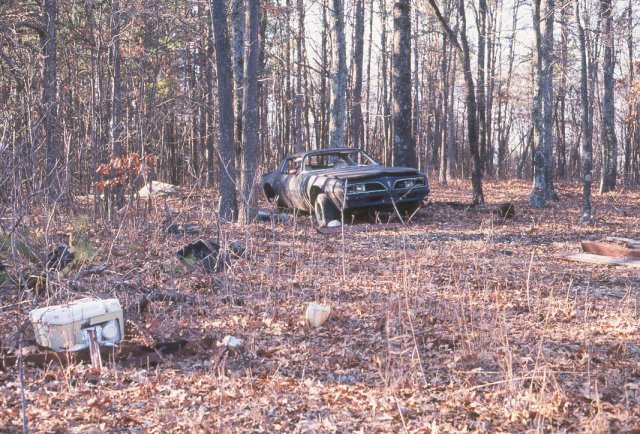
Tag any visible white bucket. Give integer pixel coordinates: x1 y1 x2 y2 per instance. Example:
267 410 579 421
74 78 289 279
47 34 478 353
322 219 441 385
305 302 331 328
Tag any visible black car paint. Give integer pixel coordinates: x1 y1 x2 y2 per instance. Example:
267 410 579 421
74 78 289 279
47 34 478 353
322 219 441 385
260 148 429 214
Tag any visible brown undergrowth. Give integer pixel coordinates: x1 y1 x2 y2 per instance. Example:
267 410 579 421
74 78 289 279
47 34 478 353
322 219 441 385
0 180 639 432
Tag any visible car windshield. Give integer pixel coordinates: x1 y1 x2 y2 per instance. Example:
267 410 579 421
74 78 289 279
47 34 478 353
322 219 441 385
302 150 378 172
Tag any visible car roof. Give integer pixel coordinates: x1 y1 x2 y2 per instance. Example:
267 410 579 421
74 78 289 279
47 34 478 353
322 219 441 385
289 147 360 159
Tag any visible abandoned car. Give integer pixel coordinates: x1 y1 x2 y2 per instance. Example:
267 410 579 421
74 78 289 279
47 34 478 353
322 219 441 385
260 148 430 226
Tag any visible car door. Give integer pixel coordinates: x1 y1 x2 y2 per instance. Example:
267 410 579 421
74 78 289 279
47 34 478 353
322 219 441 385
274 157 304 209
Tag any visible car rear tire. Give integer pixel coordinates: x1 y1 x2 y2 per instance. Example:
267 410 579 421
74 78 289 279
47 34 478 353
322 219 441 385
314 193 339 227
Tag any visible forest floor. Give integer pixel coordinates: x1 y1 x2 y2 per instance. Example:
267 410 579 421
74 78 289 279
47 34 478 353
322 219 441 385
1 179 639 433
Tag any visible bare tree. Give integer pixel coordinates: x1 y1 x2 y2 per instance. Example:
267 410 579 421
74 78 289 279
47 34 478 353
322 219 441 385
240 0 261 223
294 0 306 153
210 0 239 221
529 0 557 208
232 0 244 161
42 0 60 196
575 0 592 220
427 0 485 204
329 0 347 148
476 0 488 173
380 0 391 162
392 0 416 167
351 0 365 150
599 0 617 193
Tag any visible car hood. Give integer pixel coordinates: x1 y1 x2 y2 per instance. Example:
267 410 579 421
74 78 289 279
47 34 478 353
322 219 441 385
307 166 423 180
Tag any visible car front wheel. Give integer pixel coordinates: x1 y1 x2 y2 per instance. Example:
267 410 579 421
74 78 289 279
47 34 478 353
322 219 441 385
314 193 339 227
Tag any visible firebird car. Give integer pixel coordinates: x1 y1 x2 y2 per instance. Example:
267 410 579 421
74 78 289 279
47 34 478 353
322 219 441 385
260 148 430 226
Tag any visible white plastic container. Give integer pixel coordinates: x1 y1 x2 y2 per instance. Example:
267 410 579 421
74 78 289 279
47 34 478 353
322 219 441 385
30 298 124 351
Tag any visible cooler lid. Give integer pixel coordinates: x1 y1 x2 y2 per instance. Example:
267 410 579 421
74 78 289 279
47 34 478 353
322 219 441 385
30 298 121 325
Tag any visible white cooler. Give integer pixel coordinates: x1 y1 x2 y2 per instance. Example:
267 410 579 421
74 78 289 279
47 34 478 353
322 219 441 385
30 298 124 351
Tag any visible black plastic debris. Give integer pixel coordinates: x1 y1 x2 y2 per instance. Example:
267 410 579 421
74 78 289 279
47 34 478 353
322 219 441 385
163 224 200 236
176 239 223 272
176 240 247 273
46 244 75 272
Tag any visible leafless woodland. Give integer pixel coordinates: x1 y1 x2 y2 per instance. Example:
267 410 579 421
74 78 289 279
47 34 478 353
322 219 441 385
1 0 640 431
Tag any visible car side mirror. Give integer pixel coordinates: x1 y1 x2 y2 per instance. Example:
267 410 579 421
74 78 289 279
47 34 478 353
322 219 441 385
288 168 298 175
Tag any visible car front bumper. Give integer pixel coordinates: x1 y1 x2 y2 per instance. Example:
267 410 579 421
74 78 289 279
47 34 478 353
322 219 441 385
342 186 429 210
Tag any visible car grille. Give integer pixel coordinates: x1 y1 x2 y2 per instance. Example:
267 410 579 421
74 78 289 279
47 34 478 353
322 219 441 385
362 182 387 192
394 177 425 189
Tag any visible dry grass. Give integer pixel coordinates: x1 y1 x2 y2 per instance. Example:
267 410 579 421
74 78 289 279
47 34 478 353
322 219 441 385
1 179 639 432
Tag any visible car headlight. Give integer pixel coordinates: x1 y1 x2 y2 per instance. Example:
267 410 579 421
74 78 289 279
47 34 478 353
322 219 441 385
347 183 366 194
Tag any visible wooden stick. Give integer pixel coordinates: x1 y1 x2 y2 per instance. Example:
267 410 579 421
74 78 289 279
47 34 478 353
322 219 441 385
87 329 102 370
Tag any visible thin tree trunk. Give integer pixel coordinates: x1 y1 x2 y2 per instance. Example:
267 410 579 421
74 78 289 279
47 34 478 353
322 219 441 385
240 0 260 223
232 0 244 163
427 0 484 204
329 0 347 149
530 0 556 208
42 0 60 196
210 0 239 221
319 0 329 150
109 0 124 211
380 0 391 162
351 0 365 150
599 0 617 193
477 0 488 174
392 0 415 167
575 0 592 220
110 0 123 157
365 0 374 152
625 0 634 183
294 0 306 152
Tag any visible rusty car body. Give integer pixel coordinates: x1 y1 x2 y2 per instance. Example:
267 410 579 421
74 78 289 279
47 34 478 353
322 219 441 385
260 148 429 226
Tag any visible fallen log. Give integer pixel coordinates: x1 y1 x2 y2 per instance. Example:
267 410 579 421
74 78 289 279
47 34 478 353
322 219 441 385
0 337 219 370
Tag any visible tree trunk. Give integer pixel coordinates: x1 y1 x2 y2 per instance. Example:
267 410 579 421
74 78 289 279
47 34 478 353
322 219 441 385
329 0 347 149
380 0 391 162
108 0 124 212
210 0 239 222
476 0 488 174
599 0 617 193
109 0 123 157
556 1 569 179
575 0 592 220
427 0 484 204
42 0 60 197
392 0 415 167
232 0 244 163
351 0 365 150
294 0 306 152
412 7 421 170
624 0 633 183
529 0 556 208
240 0 260 223
319 0 329 150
